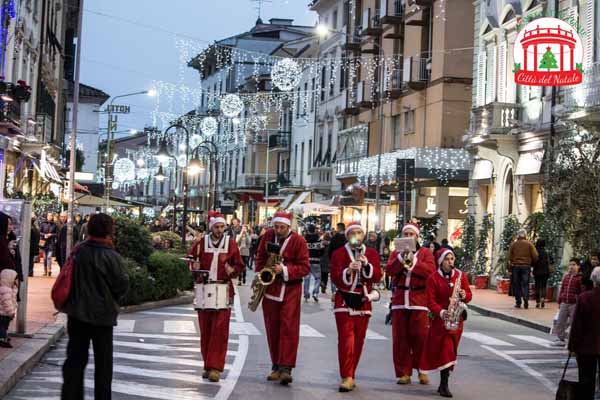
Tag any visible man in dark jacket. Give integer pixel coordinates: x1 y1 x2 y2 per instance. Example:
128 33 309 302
39 213 58 276
304 224 324 302
328 223 347 261
29 218 40 277
56 213 80 269
61 213 129 400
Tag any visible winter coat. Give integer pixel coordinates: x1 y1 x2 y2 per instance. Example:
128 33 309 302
569 286 600 355
0 212 15 273
39 221 58 251
236 233 252 257
0 269 18 318
30 225 40 259
509 238 538 267
558 272 583 305
320 239 331 273
305 233 324 263
57 224 81 267
532 247 550 277
328 233 347 261
63 240 129 326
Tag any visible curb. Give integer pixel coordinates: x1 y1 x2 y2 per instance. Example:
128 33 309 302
470 303 551 333
0 318 66 398
120 292 193 314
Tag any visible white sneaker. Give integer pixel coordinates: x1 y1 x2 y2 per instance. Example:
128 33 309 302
550 339 566 347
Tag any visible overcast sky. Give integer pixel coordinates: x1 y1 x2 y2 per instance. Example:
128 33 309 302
81 0 316 134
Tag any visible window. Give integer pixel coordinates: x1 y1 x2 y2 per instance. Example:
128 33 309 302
228 157 233 182
303 82 308 114
343 1 349 26
339 60 346 93
296 88 301 118
300 142 305 184
311 78 316 111
332 9 338 30
392 115 401 148
329 59 335 96
403 110 415 134
294 144 298 177
320 66 326 101
308 139 312 175
242 156 246 174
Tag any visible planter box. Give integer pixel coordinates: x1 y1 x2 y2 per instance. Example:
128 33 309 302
496 278 511 294
474 275 489 289
546 287 556 302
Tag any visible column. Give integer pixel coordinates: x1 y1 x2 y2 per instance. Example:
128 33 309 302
523 45 528 70
570 46 574 71
560 44 564 71
533 44 538 71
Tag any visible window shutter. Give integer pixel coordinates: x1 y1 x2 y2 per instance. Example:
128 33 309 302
476 50 487 106
403 56 412 83
498 41 507 103
582 0 595 69
485 46 496 104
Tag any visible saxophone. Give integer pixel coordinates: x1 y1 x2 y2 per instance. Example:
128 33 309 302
248 244 281 312
444 270 467 331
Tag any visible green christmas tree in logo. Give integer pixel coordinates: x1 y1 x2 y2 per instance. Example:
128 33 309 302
539 47 559 71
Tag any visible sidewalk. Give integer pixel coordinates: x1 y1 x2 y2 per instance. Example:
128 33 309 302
470 286 557 333
0 261 65 397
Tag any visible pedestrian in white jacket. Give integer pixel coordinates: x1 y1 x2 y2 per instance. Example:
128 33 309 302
0 268 18 348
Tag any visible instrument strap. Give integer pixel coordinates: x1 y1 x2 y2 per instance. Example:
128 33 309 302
561 352 572 380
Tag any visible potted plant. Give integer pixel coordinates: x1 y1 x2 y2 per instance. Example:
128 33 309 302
473 214 492 289
496 275 511 294
546 268 563 302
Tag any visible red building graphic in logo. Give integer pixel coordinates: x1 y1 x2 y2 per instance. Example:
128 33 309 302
513 17 584 86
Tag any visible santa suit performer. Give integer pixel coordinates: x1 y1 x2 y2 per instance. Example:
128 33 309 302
420 248 472 398
255 211 310 385
188 211 244 383
331 222 382 392
386 222 436 385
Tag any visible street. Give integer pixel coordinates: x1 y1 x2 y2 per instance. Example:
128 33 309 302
5 285 567 400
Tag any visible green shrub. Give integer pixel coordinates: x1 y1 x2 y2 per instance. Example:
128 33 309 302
147 252 193 299
113 216 154 265
121 258 158 305
152 231 184 251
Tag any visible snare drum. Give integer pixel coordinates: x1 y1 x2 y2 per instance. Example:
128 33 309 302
194 283 231 310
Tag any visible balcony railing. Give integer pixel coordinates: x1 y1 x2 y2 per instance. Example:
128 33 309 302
361 8 382 36
336 157 361 178
561 62 600 110
268 134 290 151
471 102 520 135
403 56 431 84
381 0 403 24
237 173 277 189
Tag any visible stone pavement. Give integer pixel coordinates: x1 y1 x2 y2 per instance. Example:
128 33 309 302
470 286 557 333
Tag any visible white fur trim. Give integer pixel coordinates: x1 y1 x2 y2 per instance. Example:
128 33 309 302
440 309 447 319
282 265 289 282
272 217 291 226
419 360 457 374
342 268 355 286
402 224 420 236
437 249 453 267
264 284 286 302
391 305 430 311
333 307 372 316
209 217 226 229
345 224 364 237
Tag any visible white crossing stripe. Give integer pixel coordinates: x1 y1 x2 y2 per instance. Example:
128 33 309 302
504 350 568 355
521 358 570 364
113 340 201 353
114 332 240 344
299 324 325 338
462 332 515 346
509 335 555 348
366 329 388 340
229 322 261 335
143 311 197 318
164 320 197 334
115 320 136 333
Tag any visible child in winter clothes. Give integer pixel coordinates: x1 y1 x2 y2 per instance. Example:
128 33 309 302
551 258 583 346
0 269 18 348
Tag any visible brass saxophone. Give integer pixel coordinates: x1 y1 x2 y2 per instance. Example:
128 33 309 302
248 244 281 312
444 270 467 331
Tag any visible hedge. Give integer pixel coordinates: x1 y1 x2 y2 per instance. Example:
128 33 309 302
113 216 154 265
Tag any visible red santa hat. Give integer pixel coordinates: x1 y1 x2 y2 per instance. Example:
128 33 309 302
436 248 454 267
402 222 420 236
207 211 226 230
345 221 364 237
272 211 293 226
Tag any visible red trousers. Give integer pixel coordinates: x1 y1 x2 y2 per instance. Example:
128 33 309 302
335 312 370 379
392 309 430 377
262 284 302 368
198 309 231 371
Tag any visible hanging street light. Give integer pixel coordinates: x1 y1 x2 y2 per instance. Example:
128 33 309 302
155 165 166 181
155 139 171 164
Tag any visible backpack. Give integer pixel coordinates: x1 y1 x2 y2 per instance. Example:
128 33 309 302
51 243 81 311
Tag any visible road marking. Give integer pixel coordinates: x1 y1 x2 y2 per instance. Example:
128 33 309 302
164 320 197 334
113 340 201 353
144 311 198 318
509 335 555 348
299 324 325 338
504 350 568 355
115 320 136 333
481 345 556 392
463 332 515 346
229 322 261 335
366 329 388 340
520 358 570 364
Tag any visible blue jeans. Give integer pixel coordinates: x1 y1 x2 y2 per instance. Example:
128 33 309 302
304 265 321 298
43 248 53 272
513 266 531 305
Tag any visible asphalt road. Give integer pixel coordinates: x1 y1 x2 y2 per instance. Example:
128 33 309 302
6 283 580 400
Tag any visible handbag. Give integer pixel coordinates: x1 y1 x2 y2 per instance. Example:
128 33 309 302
555 353 582 400
51 244 81 311
39 239 46 248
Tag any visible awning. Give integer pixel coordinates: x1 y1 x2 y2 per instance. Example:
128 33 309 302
299 202 341 215
515 150 545 175
43 161 62 183
279 193 295 209
74 194 139 208
288 191 311 211
472 159 494 180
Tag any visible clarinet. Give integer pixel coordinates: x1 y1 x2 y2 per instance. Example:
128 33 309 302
353 246 363 289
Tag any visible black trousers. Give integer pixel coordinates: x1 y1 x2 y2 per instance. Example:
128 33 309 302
577 354 600 400
240 256 249 283
534 275 548 303
62 317 114 400
321 271 329 288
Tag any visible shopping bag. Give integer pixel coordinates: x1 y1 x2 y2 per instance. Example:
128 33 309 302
555 354 582 400
550 310 560 335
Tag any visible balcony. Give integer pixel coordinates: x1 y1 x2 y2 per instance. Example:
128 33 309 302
560 62 600 121
342 27 362 52
268 134 290 152
356 81 377 109
381 0 403 25
402 56 431 90
235 173 277 189
360 8 382 36
336 157 361 178
388 68 406 99
471 102 520 135
335 124 369 179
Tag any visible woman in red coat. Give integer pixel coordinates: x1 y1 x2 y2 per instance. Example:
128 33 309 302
420 248 472 398
330 221 382 392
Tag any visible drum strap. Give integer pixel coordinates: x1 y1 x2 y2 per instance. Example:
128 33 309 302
204 234 230 281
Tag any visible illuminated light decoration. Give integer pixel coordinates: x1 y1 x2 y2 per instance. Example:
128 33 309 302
113 158 136 182
220 94 244 118
420 148 470 186
177 154 187 166
143 207 156 218
190 134 202 149
201 117 218 136
111 182 120 190
271 58 302 91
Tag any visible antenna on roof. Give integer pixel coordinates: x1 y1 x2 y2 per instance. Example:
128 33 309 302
251 0 272 21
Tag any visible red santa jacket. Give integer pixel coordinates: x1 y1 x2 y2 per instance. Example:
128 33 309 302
386 247 436 311
255 229 310 302
331 243 382 315
426 268 473 320
188 234 244 298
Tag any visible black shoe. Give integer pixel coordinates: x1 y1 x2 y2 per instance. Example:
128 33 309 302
541 301 545 308
0 340 13 348
320 286 326 294
304 296 309 302
438 384 453 398
514 304 521 309
279 367 293 385
312 294 319 302
524 301 529 309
